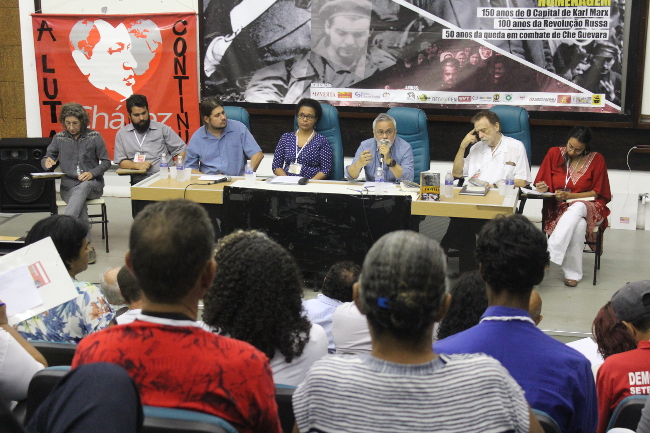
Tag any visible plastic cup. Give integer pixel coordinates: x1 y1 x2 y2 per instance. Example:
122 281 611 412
498 180 506 196
185 167 192 179
169 166 177 179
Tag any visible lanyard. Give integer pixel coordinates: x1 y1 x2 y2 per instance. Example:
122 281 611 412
294 130 315 163
564 155 583 189
480 315 535 325
133 130 147 151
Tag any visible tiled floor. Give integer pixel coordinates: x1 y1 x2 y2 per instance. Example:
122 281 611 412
2 194 649 339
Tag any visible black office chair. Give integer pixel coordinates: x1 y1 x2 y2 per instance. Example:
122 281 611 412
533 409 561 433
30 340 77 366
24 366 70 424
142 406 239 433
606 395 647 431
275 385 296 433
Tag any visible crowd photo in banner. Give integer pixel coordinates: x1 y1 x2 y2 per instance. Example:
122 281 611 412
201 0 625 113
33 13 200 158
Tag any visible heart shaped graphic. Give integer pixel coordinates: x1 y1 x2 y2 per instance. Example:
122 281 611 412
70 18 162 101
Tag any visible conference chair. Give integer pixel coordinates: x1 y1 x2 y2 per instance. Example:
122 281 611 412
223 106 250 131
606 395 648 431
489 105 532 214
386 107 430 183
54 198 109 253
533 409 561 433
275 384 297 433
24 366 70 424
143 406 239 433
293 103 344 180
30 340 77 366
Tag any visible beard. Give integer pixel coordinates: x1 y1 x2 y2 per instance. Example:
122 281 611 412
134 118 151 133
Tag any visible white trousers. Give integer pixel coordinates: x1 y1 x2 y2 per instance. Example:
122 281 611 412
548 201 587 281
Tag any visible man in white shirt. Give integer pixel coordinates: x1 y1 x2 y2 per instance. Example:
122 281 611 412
444 110 532 273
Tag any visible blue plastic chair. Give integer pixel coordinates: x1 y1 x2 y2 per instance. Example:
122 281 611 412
293 103 344 180
25 366 71 423
489 105 532 166
29 340 77 366
224 106 251 131
386 107 430 183
606 395 648 431
143 406 239 433
532 409 561 433
275 385 297 433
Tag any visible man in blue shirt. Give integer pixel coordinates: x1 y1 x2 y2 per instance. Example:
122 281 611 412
435 214 597 433
186 97 263 176
345 113 414 183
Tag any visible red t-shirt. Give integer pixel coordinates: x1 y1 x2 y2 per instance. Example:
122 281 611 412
72 315 282 433
596 340 650 433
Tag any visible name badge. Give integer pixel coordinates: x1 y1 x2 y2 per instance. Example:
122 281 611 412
289 162 302 175
134 152 146 163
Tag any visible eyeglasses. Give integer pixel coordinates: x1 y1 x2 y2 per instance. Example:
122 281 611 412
375 129 395 136
567 142 585 154
298 114 316 120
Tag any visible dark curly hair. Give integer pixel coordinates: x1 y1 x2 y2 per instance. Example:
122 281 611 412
437 270 487 340
59 102 90 132
321 261 360 303
357 231 448 342
592 301 637 359
202 230 311 363
296 98 322 121
25 215 89 271
476 214 549 294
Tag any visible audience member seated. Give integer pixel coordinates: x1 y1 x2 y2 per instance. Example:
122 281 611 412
99 267 126 310
303 261 360 351
16 215 115 343
26 363 142 433
72 201 282 433
1 300 47 401
114 266 143 325
293 230 543 433
630 397 650 433
202 230 327 386
331 301 371 355
271 98 333 179
529 289 543 326
596 280 650 433
592 301 636 373
436 270 487 340
435 214 597 433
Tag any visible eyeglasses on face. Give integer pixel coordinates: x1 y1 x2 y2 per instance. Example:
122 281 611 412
375 129 395 136
298 114 316 120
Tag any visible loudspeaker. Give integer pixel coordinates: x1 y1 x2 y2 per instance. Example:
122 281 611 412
0 138 55 213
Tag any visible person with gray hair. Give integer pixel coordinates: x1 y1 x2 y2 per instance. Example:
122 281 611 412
42 102 111 264
293 230 542 433
99 267 125 306
345 113 414 182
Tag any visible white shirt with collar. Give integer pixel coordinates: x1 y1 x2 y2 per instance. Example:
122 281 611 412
463 135 532 185
303 294 342 351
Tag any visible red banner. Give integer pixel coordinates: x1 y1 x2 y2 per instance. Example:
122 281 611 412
33 13 199 159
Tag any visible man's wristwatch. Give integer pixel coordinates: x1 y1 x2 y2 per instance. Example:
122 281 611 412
387 159 397 168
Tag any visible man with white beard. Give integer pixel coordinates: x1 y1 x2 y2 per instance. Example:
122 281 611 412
345 113 414 183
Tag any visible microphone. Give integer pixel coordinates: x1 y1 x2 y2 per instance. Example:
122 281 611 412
211 176 232 184
378 138 391 162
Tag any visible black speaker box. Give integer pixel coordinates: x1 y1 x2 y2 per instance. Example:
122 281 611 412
0 138 55 213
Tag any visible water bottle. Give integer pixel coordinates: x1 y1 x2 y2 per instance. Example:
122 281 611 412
159 152 168 179
444 172 454 198
176 155 185 182
245 160 255 186
76 164 82 177
375 165 385 194
505 168 515 197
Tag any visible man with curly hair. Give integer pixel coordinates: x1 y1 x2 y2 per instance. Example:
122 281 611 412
42 102 111 264
435 214 597 433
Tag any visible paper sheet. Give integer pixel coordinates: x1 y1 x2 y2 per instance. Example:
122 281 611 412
268 176 304 185
0 265 43 317
566 337 604 368
521 187 555 197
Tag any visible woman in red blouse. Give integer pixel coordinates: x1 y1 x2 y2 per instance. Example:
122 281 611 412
534 126 611 287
